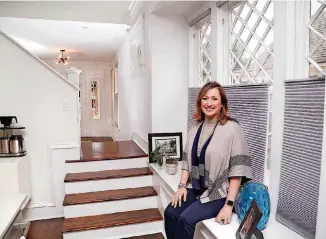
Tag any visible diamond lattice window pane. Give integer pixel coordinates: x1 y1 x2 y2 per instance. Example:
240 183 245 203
256 0 268 12
230 1 274 85
255 45 267 64
308 1 326 76
264 55 273 77
248 60 260 78
264 29 274 49
312 40 326 64
256 20 268 39
248 37 259 52
240 4 251 20
240 50 251 66
311 0 322 16
234 5 242 14
240 28 251 43
264 2 274 22
255 70 269 83
233 20 243 34
241 73 251 83
198 17 212 85
311 8 326 36
248 11 259 30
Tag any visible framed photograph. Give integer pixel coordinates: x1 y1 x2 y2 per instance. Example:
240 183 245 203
236 200 263 239
148 132 183 163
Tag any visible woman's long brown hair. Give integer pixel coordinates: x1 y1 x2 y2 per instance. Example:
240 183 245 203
193 81 236 125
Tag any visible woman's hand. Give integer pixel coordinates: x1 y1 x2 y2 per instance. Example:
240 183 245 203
171 188 187 208
215 205 233 225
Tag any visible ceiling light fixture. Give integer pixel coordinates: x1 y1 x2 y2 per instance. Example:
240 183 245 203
56 50 70 65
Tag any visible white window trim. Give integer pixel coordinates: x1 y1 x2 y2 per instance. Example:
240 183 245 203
215 4 230 86
269 0 296 218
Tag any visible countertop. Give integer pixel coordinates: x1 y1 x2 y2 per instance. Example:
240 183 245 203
0 194 28 238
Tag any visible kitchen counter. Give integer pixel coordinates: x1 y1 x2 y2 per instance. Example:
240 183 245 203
0 194 28 239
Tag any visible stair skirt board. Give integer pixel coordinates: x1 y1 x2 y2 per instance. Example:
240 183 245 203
62 221 163 239
65 175 153 194
64 196 158 218
66 157 149 173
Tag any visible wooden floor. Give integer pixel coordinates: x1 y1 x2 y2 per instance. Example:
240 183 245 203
66 140 148 163
27 217 164 239
27 218 64 239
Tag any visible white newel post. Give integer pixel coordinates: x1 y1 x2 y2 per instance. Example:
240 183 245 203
65 67 82 127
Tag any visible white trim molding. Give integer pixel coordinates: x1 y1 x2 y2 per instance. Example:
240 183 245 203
214 3 229 86
131 130 148 154
26 202 56 209
269 0 296 216
47 143 80 206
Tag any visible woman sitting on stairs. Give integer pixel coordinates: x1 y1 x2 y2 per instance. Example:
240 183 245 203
164 81 252 239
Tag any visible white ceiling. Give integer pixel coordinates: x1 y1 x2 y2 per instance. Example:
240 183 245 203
152 1 205 16
0 1 131 25
0 17 129 62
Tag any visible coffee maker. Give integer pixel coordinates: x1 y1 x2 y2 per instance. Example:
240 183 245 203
0 116 26 155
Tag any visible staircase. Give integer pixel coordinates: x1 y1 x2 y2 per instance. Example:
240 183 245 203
61 141 165 239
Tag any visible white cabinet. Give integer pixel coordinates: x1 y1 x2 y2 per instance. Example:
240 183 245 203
0 157 31 197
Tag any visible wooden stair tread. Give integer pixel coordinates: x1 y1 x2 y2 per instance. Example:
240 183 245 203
124 233 165 239
62 208 162 233
64 167 153 183
66 140 148 163
63 186 157 206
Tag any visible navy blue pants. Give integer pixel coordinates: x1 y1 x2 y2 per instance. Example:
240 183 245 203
164 188 226 239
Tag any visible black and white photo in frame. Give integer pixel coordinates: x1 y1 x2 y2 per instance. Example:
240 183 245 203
148 132 183 163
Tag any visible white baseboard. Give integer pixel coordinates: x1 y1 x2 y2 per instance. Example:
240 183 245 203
132 130 148 154
26 202 56 209
22 206 64 222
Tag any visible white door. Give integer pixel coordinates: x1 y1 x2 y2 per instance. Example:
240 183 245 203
80 70 109 137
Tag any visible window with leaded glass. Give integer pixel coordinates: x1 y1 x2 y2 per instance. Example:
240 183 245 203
308 0 326 77
198 15 212 86
230 0 274 85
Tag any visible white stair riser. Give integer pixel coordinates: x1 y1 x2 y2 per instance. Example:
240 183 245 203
65 175 153 194
63 221 163 239
64 196 158 218
66 157 148 173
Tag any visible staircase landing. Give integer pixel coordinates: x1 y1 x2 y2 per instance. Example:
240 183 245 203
67 140 148 163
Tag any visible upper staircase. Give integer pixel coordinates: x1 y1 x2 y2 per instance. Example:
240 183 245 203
61 140 165 239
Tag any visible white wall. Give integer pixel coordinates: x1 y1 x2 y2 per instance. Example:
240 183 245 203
0 32 80 220
112 9 189 148
150 13 188 145
112 14 151 144
46 60 113 137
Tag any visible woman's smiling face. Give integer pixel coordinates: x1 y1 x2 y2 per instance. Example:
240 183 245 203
201 87 222 119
